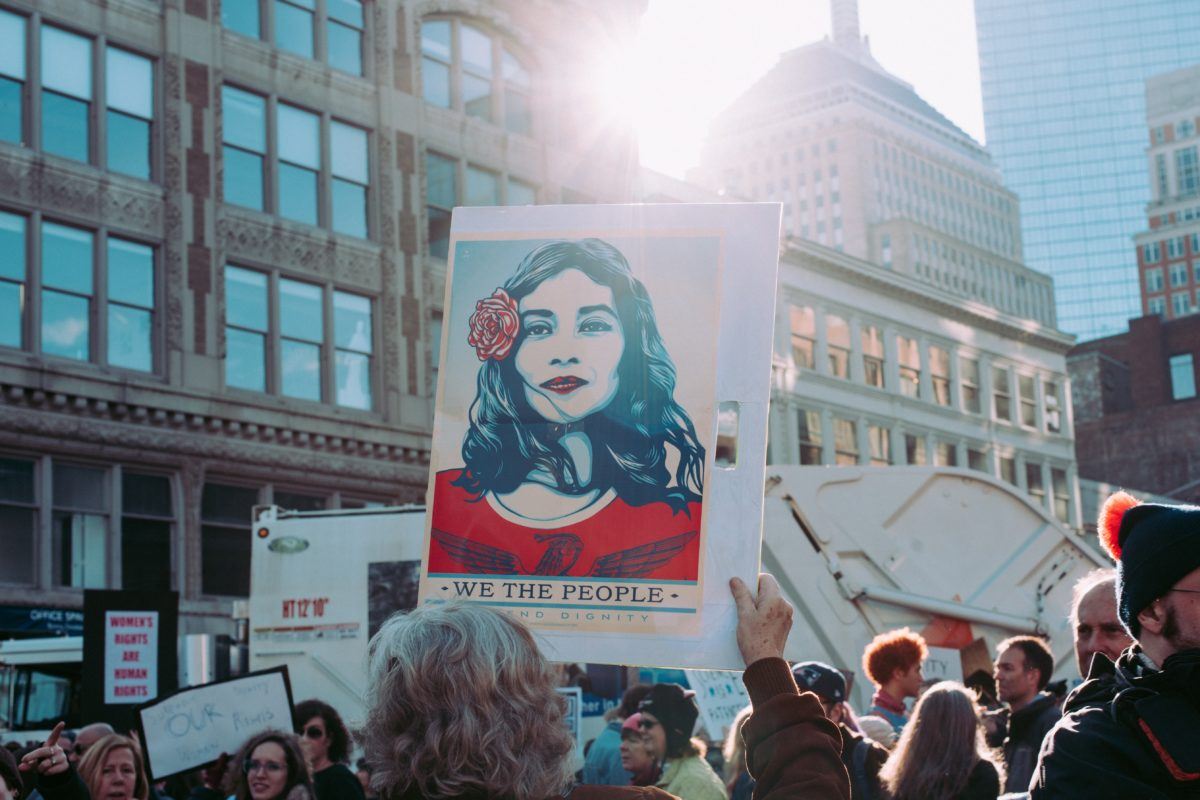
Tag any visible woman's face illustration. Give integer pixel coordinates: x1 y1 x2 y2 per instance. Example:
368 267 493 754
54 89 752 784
515 268 625 424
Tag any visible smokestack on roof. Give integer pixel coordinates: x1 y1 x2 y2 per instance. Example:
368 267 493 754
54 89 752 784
830 0 862 49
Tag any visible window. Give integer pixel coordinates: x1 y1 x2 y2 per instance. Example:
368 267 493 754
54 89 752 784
41 26 91 163
867 425 890 466
790 305 815 369
798 409 822 465
425 152 456 259
897 336 920 398
107 238 156 371
0 10 25 145
121 473 173 592
1149 296 1166 317
1176 146 1199 197
1156 153 1169 199
223 0 365 75
1170 354 1197 400
275 0 315 58
904 433 926 465
1145 267 1164 293
999 456 1016 486
0 212 26 349
861 325 884 388
1169 237 1186 260
1172 292 1191 317
222 86 371 237
224 265 374 409
967 447 988 472
833 418 858 465
420 18 533 135
0 458 36 584
1170 262 1189 287
933 440 957 467
826 314 850 378
105 47 153 179
466 166 499 206
929 345 950 406
221 0 261 38
992 365 1012 422
327 0 365 75
1043 380 1061 433
880 233 891 268
506 178 536 206
1026 462 1045 508
960 356 981 413
1051 468 1070 523
1143 242 1161 263
1018 374 1036 427
201 482 260 597
52 463 108 588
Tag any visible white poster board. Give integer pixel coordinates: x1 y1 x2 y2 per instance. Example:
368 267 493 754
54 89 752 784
136 667 294 780
557 686 584 764
104 611 158 703
418 203 780 670
923 646 965 684
684 669 750 741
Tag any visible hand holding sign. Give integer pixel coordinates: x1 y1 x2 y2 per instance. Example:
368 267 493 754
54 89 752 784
19 722 69 776
730 573 794 666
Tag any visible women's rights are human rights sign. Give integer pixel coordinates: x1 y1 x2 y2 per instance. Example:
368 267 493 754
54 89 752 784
418 203 780 670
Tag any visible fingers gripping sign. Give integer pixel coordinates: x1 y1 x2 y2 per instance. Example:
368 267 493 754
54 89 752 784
18 721 69 776
730 573 794 667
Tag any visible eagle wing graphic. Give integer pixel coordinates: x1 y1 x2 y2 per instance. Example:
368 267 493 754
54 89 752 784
432 529 524 574
586 531 698 579
531 533 584 576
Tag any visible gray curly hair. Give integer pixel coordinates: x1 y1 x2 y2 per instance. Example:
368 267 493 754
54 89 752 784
360 603 574 800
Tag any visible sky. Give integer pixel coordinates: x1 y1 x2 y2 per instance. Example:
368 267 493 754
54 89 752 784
614 0 985 179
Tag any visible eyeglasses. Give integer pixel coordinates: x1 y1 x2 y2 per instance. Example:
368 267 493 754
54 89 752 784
637 718 660 731
244 760 286 775
299 725 326 740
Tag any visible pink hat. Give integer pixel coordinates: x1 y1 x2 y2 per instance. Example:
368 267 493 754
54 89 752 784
621 713 643 734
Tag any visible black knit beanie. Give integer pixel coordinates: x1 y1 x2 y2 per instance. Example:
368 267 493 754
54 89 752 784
1098 492 1200 637
638 683 699 754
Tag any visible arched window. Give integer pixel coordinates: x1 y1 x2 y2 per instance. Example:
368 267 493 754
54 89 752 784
420 17 532 136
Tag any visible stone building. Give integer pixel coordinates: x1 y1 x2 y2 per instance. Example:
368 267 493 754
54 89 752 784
0 0 644 637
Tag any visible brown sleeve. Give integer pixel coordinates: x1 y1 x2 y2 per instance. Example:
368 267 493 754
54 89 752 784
741 658 850 800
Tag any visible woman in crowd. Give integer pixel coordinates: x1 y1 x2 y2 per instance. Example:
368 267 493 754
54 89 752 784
877 681 1003 800
294 700 364 800
617 715 659 787
636 683 727 800
214 731 312 800
19 728 148 800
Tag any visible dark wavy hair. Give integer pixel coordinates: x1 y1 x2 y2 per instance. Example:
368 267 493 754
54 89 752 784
294 698 351 765
454 238 705 512
225 730 312 800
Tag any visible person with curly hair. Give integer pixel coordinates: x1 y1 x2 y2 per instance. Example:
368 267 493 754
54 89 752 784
294 700 364 800
860 628 928 733
877 681 1003 800
202 731 313 800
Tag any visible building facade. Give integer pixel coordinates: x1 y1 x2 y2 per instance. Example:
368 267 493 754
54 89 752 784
974 0 1200 340
694 8 1056 329
1069 313 1200 504
0 0 644 637
1134 64 1200 320
771 240 1080 528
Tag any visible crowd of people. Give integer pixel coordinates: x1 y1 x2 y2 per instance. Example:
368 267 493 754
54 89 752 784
1 491 1197 800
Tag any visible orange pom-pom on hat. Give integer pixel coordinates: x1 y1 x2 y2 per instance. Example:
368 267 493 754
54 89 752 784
1097 491 1140 561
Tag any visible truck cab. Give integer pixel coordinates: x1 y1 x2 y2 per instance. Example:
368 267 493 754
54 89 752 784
0 636 83 742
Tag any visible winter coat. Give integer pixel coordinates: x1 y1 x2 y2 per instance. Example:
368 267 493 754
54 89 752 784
1029 647 1200 799
582 721 632 786
655 756 726 800
1001 692 1060 793
834 724 886 800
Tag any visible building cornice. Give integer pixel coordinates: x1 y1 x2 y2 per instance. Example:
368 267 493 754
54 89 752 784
783 240 1076 353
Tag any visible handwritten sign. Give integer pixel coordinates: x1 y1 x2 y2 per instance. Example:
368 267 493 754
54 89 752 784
104 611 158 704
685 669 750 741
136 667 294 780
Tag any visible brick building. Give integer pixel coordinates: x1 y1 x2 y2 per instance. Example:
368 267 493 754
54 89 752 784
1069 313 1200 504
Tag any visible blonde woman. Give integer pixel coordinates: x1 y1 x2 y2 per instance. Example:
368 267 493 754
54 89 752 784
878 681 1003 800
21 729 148 800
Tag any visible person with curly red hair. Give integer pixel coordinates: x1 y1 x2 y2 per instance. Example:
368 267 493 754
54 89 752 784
861 628 928 734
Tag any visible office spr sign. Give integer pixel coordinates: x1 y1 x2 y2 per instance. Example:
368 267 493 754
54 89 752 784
104 611 158 703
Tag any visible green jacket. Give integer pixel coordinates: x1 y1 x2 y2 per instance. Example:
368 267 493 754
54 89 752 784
656 755 727 800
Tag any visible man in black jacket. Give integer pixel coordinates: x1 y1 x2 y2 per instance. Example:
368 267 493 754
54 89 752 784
791 662 887 800
1030 492 1200 799
993 636 1060 793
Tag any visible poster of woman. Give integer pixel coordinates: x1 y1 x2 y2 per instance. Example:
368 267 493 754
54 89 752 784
419 203 779 668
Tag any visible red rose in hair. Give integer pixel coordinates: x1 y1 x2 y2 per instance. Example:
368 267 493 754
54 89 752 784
468 288 519 361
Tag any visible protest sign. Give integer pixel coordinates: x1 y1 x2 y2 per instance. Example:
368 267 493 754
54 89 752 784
924 646 965 684
557 686 584 762
684 669 750 741
418 203 780 670
104 611 158 703
83 590 178 732
136 667 294 780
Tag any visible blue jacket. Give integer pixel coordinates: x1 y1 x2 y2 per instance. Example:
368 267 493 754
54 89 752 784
582 721 632 786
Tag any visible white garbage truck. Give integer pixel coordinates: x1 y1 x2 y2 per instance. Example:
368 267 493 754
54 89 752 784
249 466 1105 732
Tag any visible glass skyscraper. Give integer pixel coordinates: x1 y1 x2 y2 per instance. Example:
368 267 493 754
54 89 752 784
975 0 1200 340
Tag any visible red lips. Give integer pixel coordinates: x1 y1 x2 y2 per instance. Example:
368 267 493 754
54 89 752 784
541 376 588 394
